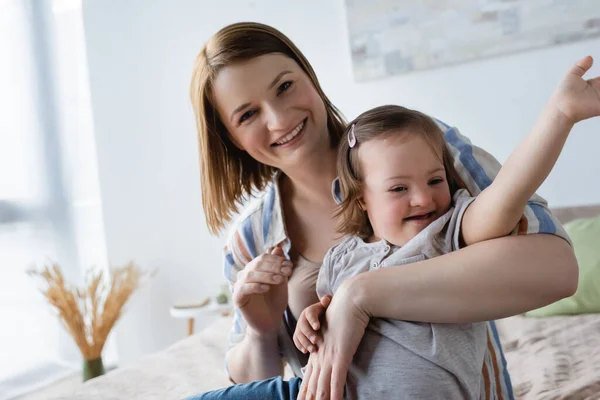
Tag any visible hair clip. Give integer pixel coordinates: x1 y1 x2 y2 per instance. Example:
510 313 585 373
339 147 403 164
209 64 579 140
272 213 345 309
348 124 357 148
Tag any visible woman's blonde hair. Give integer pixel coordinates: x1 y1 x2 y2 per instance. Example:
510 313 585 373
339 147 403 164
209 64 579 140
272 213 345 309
190 22 346 235
336 105 463 238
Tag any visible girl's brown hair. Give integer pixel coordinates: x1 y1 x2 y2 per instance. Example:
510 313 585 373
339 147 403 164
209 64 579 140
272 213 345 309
336 105 463 238
190 22 346 235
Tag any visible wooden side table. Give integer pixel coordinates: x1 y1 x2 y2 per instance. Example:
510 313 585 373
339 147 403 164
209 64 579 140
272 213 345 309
170 298 232 336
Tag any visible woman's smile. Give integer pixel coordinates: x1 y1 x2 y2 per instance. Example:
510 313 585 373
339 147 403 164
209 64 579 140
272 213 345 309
272 118 307 147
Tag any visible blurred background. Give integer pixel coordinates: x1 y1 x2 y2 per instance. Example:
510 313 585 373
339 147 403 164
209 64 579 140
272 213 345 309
1 0 599 398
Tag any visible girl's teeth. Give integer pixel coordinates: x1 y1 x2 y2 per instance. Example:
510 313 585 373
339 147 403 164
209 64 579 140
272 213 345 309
406 212 432 220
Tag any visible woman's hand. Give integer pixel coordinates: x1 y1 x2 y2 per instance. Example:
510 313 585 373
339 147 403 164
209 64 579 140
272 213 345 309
293 296 332 354
552 56 600 124
298 280 370 400
233 246 292 336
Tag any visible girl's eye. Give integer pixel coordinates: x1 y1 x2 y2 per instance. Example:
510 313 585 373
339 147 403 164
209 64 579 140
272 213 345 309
239 110 256 124
390 186 407 193
429 178 444 185
277 81 293 94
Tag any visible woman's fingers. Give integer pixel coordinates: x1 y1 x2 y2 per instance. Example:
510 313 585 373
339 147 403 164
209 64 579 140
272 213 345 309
232 282 269 305
236 260 292 283
244 270 286 284
232 248 293 309
307 362 320 400
298 362 313 400
316 363 332 400
248 254 292 273
330 362 349 400
270 245 285 257
232 271 275 305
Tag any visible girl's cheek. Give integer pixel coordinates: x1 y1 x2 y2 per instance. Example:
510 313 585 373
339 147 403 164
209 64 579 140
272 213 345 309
386 201 407 220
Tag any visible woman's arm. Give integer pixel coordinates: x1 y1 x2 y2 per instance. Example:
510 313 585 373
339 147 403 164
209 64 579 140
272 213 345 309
222 239 291 382
225 328 284 382
298 234 578 400
348 233 577 323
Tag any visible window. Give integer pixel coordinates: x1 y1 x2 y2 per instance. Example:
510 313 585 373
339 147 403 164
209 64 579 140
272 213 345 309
0 0 111 396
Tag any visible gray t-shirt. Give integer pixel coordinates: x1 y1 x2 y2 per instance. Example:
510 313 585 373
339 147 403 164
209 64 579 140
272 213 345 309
316 189 487 399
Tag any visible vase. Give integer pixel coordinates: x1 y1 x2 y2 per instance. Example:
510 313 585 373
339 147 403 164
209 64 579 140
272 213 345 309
83 356 105 381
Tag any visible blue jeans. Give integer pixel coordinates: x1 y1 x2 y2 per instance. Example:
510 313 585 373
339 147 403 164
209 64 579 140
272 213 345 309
185 376 302 400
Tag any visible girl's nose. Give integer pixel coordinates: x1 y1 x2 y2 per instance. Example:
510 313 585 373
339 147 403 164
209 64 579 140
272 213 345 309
409 186 433 208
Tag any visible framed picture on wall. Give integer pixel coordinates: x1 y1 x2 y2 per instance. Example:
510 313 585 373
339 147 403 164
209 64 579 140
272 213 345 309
345 0 600 81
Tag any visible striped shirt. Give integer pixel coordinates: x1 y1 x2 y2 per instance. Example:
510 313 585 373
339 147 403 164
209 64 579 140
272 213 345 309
222 119 569 399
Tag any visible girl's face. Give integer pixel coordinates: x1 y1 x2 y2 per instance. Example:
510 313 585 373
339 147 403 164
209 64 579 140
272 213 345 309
212 53 329 170
358 133 452 246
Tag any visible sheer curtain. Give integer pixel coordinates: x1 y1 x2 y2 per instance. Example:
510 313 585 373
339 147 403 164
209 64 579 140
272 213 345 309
0 0 111 397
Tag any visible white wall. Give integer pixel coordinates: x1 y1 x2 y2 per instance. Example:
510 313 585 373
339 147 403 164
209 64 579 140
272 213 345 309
81 0 600 363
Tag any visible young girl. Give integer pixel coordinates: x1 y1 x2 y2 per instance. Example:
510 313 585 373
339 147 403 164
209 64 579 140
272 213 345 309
305 106 487 399
294 56 600 399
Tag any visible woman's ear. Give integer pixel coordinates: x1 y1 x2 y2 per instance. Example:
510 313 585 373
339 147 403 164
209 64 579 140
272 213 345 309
358 197 367 212
227 134 246 151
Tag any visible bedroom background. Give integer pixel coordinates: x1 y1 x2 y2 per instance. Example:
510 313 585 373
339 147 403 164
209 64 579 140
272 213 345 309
1 0 600 398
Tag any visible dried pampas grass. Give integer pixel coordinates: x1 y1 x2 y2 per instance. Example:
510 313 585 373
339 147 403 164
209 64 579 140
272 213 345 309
28 261 151 360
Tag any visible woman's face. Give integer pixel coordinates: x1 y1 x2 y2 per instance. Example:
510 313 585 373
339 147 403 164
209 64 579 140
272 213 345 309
212 53 329 170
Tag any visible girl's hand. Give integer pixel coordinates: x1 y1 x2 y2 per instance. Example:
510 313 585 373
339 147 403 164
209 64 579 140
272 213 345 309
233 246 292 336
552 56 600 124
298 281 369 400
293 296 332 354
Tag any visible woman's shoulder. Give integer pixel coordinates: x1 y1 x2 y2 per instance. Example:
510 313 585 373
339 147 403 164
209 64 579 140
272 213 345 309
225 180 280 246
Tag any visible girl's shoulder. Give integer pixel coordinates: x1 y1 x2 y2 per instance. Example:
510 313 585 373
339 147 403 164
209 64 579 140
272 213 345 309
324 236 361 266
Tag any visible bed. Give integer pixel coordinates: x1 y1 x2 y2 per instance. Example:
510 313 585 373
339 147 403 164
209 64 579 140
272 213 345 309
54 205 600 400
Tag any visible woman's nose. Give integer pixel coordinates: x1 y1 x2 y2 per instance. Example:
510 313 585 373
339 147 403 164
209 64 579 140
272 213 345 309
264 103 289 132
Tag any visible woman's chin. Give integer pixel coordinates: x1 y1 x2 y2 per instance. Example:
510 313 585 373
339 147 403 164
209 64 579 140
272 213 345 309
283 137 328 164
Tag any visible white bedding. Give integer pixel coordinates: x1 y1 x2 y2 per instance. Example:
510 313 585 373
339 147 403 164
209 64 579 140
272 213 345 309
496 314 600 400
53 312 600 400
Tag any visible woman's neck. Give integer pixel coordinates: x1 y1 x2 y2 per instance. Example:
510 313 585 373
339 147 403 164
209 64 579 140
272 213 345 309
280 147 338 207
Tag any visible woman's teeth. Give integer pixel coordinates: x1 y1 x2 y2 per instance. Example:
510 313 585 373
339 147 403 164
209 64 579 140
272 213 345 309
276 121 304 145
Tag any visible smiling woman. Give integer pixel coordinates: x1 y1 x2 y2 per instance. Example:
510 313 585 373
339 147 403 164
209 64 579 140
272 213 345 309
190 29 346 238
211 54 328 169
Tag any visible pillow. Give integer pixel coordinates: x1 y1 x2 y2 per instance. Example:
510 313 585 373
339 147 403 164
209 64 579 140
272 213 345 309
525 214 600 317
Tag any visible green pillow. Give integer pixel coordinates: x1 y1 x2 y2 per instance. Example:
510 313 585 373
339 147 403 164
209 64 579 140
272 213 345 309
526 214 600 317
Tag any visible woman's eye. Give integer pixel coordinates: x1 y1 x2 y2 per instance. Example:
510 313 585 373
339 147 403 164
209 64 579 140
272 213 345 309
277 81 293 94
239 110 256 124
